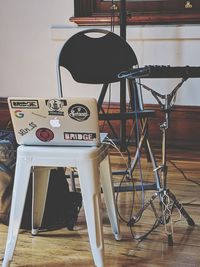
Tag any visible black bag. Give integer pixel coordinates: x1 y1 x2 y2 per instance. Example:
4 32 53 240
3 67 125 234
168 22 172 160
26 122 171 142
0 164 14 224
21 167 82 231
0 129 16 224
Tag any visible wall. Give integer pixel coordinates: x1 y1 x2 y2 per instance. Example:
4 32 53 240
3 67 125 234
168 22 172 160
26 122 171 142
0 1 200 106
0 0 74 98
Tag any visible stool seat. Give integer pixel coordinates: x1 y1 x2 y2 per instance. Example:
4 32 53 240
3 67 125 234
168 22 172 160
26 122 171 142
3 144 121 267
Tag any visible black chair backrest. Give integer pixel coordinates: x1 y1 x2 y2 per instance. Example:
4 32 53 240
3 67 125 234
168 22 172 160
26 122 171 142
58 29 138 85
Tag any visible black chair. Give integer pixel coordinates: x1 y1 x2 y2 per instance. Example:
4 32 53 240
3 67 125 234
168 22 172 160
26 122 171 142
56 29 160 190
57 29 137 84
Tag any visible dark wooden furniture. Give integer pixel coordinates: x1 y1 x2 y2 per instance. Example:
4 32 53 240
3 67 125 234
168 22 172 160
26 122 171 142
71 0 200 26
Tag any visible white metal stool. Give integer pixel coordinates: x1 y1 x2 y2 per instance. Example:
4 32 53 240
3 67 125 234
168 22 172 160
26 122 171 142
2 144 121 267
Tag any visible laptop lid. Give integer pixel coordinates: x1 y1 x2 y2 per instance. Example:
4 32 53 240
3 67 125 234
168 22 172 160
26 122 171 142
8 97 100 146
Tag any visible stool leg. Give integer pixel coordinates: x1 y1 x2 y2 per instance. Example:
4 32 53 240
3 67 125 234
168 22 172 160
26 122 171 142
32 167 52 235
100 155 121 241
2 156 32 267
77 160 104 267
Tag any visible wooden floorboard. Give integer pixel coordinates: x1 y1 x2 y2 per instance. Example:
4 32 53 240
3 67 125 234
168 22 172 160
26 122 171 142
0 146 200 266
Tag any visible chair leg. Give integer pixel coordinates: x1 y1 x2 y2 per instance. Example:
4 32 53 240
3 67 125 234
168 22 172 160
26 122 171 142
2 156 32 267
100 155 121 241
32 167 52 235
77 160 104 267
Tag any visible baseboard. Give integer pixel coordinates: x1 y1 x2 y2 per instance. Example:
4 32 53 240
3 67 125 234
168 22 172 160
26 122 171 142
1 98 200 149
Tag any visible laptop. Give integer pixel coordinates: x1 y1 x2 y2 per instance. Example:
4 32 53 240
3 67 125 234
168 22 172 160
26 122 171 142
8 97 101 147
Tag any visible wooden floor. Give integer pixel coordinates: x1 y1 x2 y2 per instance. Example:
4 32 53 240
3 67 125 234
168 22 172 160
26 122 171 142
0 146 200 267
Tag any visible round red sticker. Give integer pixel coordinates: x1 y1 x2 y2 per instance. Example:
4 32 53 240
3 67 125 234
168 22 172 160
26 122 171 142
36 128 54 142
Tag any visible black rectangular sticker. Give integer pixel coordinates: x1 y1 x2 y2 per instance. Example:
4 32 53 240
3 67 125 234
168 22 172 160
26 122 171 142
10 100 39 109
64 132 97 141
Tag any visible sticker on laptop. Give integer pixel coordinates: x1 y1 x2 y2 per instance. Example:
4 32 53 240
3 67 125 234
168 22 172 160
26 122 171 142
45 99 67 116
14 110 24 118
36 128 54 142
68 104 90 122
10 100 39 109
18 122 37 136
32 112 47 118
64 132 96 141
